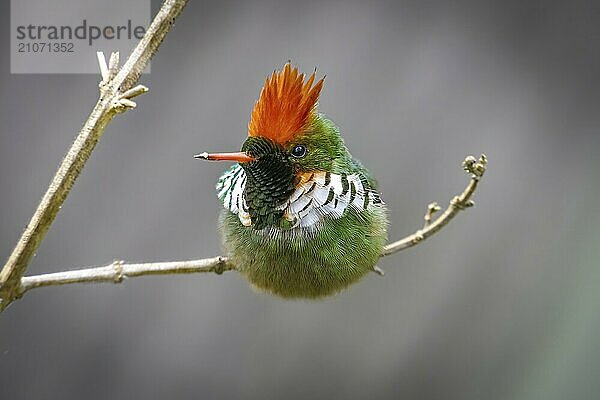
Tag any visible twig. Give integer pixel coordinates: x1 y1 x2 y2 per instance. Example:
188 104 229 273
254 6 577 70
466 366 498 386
13 155 487 299
0 0 189 311
19 257 235 295
382 154 487 256
423 202 441 228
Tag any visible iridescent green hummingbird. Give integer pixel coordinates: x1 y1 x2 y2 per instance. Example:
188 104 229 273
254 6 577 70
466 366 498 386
196 63 388 298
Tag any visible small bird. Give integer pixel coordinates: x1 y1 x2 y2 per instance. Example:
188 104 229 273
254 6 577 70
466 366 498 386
196 63 388 298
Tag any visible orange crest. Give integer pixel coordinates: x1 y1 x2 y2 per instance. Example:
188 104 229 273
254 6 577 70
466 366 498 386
248 63 325 144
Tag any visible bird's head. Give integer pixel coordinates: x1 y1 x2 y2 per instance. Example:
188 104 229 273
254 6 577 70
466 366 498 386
196 63 350 229
196 62 347 172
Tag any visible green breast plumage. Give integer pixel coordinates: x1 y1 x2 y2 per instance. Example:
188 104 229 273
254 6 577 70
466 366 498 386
216 163 388 298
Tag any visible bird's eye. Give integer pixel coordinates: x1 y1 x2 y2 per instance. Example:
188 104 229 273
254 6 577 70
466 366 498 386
291 144 307 158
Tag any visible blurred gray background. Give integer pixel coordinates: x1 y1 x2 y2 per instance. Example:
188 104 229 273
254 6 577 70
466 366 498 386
1 0 599 399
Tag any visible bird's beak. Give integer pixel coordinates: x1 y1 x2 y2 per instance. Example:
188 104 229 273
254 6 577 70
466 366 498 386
194 151 255 163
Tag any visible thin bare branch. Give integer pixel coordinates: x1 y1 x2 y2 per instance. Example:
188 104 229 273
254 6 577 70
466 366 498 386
19 257 235 295
0 0 189 311
12 155 487 299
382 154 487 256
